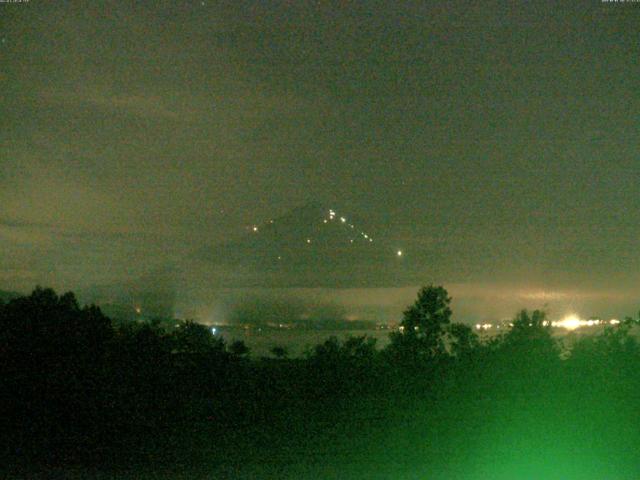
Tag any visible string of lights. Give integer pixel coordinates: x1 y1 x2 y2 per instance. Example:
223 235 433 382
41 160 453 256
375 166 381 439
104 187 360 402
246 208 404 261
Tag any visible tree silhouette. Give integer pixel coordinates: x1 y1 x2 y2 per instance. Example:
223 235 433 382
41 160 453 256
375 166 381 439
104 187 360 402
0 287 114 462
229 339 250 357
502 309 553 347
270 345 289 359
447 322 479 358
388 285 452 361
342 335 377 360
0 286 112 373
310 336 342 362
496 309 559 370
171 320 226 355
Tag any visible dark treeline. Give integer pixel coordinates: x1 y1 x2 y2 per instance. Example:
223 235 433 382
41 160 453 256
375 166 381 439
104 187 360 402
2 286 640 479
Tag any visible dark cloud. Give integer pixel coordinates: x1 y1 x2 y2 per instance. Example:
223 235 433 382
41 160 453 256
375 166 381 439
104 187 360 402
2 1 639 320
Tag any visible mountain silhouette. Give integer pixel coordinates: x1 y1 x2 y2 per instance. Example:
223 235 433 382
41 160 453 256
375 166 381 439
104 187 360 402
196 202 407 287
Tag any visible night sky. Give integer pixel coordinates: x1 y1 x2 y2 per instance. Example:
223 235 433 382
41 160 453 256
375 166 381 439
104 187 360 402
2 1 639 322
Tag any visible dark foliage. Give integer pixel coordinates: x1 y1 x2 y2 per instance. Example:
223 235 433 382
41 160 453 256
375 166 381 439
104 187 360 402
2 286 640 478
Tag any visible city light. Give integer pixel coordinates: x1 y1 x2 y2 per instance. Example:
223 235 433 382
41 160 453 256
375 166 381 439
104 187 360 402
467 315 624 332
555 314 582 331
475 323 493 331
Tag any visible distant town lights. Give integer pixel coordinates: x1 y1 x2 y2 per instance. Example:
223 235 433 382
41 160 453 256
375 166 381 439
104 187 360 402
475 323 493 331
558 314 581 330
470 317 621 332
